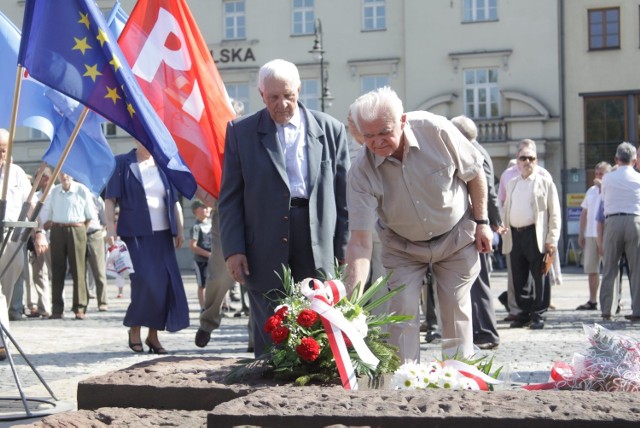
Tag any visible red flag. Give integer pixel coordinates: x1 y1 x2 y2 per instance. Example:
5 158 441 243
119 0 236 201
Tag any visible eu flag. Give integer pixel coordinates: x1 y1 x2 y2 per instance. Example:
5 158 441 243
18 0 196 198
1 10 113 194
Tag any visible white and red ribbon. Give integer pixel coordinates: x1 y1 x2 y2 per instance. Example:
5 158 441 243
301 278 379 390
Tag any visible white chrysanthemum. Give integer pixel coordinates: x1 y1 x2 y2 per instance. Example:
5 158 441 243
458 376 480 390
441 366 458 379
352 313 368 338
438 376 460 389
391 371 418 389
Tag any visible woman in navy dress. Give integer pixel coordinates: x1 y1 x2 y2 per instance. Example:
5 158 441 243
105 142 189 353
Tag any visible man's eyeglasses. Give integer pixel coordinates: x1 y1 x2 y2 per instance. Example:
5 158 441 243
518 156 537 162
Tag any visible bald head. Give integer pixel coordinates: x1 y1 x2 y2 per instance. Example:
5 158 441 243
0 128 10 164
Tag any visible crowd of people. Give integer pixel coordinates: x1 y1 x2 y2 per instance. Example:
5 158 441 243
1 58 639 365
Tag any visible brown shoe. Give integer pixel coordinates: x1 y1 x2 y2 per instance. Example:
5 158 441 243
0 347 6 361
75 312 87 320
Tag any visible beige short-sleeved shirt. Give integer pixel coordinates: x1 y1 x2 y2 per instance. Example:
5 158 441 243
347 111 483 242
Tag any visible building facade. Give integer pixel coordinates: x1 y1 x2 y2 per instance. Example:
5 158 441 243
1 0 639 256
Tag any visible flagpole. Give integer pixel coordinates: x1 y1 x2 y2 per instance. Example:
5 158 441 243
0 66 25 244
0 107 90 282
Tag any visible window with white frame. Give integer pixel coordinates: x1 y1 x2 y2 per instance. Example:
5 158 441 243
224 0 246 40
225 82 250 115
360 74 389 94
463 0 497 23
362 0 386 31
292 0 315 35
300 79 320 111
464 68 499 118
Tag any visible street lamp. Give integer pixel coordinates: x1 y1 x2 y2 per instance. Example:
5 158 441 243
308 19 334 112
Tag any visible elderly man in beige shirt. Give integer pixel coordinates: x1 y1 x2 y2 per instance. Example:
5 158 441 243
345 87 492 362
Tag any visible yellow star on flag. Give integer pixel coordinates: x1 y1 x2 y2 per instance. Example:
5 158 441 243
78 12 90 30
105 86 121 104
96 29 109 47
72 37 92 55
109 55 121 72
83 64 102 82
127 103 136 117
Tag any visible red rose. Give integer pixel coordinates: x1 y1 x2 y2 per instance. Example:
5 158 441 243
296 309 319 328
264 315 282 333
275 306 289 319
271 326 290 344
296 337 321 362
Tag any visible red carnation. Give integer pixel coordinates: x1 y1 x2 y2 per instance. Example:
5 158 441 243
271 326 290 344
296 337 321 362
296 308 319 328
342 333 353 348
275 306 289 319
264 315 282 333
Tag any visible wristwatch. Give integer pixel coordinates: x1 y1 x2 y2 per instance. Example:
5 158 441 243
474 219 490 225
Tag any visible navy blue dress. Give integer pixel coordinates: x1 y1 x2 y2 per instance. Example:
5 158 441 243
105 150 189 332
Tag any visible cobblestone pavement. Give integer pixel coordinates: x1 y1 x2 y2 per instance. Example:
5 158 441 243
1 266 639 425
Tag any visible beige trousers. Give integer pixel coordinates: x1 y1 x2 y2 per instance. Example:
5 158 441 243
378 216 479 363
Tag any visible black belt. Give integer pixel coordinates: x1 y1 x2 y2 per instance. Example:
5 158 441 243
511 224 535 232
290 198 309 208
605 213 638 219
87 229 102 236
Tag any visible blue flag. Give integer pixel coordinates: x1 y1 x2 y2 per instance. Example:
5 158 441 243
0 10 56 139
45 90 115 194
18 0 196 198
1 10 114 194
106 1 129 39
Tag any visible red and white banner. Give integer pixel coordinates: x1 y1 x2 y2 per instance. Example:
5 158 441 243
119 0 236 200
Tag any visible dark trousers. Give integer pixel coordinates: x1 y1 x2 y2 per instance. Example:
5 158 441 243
509 226 549 321
250 205 318 357
50 225 87 314
471 253 499 343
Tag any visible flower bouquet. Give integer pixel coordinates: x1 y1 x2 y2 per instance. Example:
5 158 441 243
391 356 503 391
523 324 640 391
227 265 410 388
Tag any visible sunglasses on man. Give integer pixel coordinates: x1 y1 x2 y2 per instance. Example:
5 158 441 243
518 156 536 162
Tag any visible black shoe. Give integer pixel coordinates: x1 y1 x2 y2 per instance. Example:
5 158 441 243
529 320 545 330
475 341 499 350
601 314 613 321
510 318 531 328
576 301 597 310
498 291 510 312
195 329 211 348
145 338 167 355
424 331 442 343
128 329 144 353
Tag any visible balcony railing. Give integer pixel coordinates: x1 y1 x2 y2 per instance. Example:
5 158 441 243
476 119 508 142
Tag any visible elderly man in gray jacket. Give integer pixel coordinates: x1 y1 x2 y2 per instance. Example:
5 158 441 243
219 59 350 357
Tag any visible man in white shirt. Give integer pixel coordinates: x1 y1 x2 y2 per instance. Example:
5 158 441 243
600 142 640 321
0 129 46 360
577 161 611 310
502 143 561 330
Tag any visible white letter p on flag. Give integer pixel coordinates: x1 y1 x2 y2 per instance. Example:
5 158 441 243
132 8 204 121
